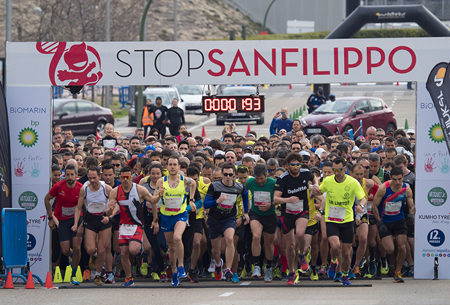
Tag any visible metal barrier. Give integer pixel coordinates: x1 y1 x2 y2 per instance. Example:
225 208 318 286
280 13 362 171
0 208 44 285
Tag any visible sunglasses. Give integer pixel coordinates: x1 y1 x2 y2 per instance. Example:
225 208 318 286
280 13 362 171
333 168 344 172
268 168 275 173
275 175 280 179
376 134 384 137
223 173 234 177
351 156 358 160
120 175 131 180
363 166 370 169
113 164 121 167
237 165 248 170
289 163 301 167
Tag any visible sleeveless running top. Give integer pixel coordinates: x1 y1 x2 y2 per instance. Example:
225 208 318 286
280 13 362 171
84 181 108 215
378 181 406 223
117 183 142 225
161 175 187 216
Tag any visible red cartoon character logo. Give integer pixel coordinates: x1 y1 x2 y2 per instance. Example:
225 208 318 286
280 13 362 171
36 42 103 86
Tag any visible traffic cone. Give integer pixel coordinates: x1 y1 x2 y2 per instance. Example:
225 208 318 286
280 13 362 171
45 271 55 289
264 84 268 89
343 83 347 86
53 267 62 283
299 109 303 116
76 266 83 283
289 84 292 89
4 271 14 289
25 272 35 289
247 124 251 134
405 119 409 130
396 82 399 86
201 126 206 137
64 265 72 283
303 105 306 112
289 114 292 120
310 84 314 91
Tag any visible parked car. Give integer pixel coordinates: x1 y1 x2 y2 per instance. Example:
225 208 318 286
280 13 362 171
215 86 265 125
128 87 184 126
53 99 114 136
300 97 396 137
175 85 212 114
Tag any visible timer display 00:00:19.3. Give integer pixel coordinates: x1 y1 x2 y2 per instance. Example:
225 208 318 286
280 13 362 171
202 95 265 113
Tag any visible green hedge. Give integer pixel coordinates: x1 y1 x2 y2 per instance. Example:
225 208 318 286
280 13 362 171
223 28 431 40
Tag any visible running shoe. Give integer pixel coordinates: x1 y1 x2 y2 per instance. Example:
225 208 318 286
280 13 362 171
369 258 377 276
208 259 216 273
171 272 179 286
310 268 319 281
328 260 338 279
164 251 170 266
241 268 248 278
200 268 209 278
225 269 233 282
333 272 342 282
380 260 389 275
318 265 327 277
121 276 134 287
403 266 414 277
352 266 361 277
70 276 80 286
394 270 405 283
341 275 351 285
294 270 300 284
83 269 91 282
151 272 160 281
232 272 240 283
105 272 115 284
388 265 395 277
348 269 356 279
299 255 309 272
89 256 97 270
282 270 289 281
286 272 297 285
252 265 262 278
264 267 273 283
178 266 187 279
187 269 199 283
94 275 103 286
140 262 149 277
214 259 223 281
159 271 168 282
131 265 137 278
273 267 282 279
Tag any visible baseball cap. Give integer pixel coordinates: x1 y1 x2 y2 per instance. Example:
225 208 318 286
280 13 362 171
314 148 325 159
144 144 155 154
243 145 254 153
342 131 351 139
214 150 225 157
407 129 415 135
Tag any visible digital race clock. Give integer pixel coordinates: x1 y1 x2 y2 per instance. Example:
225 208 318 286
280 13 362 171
202 96 265 113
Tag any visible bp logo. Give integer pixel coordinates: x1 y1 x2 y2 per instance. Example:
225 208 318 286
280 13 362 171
429 123 445 143
18 191 38 210
428 187 447 206
18 127 38 148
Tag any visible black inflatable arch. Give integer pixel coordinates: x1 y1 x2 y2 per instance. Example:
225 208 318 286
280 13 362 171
314 5 450 99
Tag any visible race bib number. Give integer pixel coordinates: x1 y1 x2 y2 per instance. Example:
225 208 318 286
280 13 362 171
62 206 76 217
87 202 107 214
103 139 115 149
384 201 402 215
328 206 346 222
254 191 271 206
119 224 138 239
286 200 303 215
165 197 183 212
148 199 162 212
219 193 237 210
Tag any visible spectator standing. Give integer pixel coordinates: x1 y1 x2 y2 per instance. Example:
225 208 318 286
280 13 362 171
149 97 168 138
270 108 293 135
141 99 154 139
167 98 185 136
307 87 326 114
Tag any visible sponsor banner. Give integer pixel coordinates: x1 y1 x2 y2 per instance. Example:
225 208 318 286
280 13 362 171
416 82 450 279
416 82 450 179
6 86 51 279
5 38 450 86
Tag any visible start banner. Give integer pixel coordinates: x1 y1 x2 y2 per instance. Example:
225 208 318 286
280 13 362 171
6 38 450 87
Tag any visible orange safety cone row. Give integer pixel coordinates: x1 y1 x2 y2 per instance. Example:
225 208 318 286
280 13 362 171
45 271 56 289
25 272 35 289
247 124 251 134
201 126 206 138
4 271 14 289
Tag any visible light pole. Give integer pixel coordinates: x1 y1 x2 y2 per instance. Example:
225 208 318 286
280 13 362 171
263 0 276 32
105 0 111 108
136 0 154 128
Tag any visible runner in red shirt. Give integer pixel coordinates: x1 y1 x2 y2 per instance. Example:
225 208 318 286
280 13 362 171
44 164 83 285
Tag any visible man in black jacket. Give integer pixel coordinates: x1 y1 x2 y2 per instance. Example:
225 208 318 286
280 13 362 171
150 96 168 138
167 98 185 136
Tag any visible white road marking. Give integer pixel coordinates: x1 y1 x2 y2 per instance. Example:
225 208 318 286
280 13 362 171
240 281 251 285
189 117 216 131
220 292 235 297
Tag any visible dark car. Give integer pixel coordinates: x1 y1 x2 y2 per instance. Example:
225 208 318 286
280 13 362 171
53 99 114 136
216 86 264 125
300 97 396 137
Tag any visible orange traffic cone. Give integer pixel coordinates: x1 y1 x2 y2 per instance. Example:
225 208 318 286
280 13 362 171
202 126 206 138
4 271 14 289
289 84 292 89
45 271 56 289
25 272 35 289
247 124 251 134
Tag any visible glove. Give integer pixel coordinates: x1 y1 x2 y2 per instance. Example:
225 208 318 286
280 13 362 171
378 221 388 236
406 214 415 225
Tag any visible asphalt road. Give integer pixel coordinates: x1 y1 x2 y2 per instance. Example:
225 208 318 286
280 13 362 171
2 276 449 305
111 83 416 140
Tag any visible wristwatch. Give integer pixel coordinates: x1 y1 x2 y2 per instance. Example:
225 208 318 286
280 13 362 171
48 216 53 221
190 198 195 202
318 210 325 215
153 218 159 222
